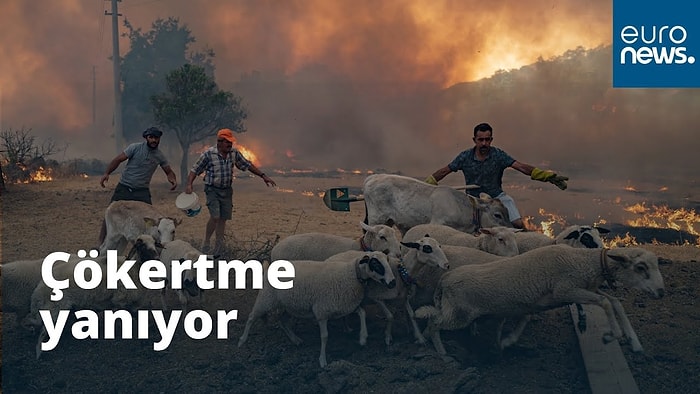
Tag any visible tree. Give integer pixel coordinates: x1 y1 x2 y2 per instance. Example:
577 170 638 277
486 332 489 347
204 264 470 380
0 126 66 184
151 64 248 183
121 17 215 143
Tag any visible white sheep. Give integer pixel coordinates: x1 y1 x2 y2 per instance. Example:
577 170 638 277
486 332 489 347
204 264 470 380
159 239 206 312
416 245 665 356
514 224 610 332
554 225 609 248
0 258 72 328
99 200 181 255
326 236 450 346
0 253 128 328
237 251 397 368
270 222 402 262
515 225 610 253
407 244 504 313
404 224 520 256
27 235 161 359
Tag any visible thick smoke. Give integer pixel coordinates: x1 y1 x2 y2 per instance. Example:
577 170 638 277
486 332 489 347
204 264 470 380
3 0 697 187
1 1 611 163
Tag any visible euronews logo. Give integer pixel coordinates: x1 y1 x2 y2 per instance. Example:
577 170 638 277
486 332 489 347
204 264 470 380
613 0 699 87
619 25 695 65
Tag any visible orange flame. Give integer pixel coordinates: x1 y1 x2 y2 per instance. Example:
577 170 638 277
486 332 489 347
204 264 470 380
13 165 54 183
537 208 568 237
236 144 259 166
604 232 639 248
188 141 262 166
624 203 699 237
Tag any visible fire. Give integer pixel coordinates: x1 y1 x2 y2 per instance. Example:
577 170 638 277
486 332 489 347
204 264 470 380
30 166 54 182
13 165 54 183
188 141 262 166
624 202 648 215
521 216 540 232
236 144 260 166
624 182 638 192
604 232 639 248
624 203 699 237
537 208 567 237
274 188 323 198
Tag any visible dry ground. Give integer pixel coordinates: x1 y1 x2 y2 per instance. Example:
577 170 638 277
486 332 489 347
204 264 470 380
1 175 699 393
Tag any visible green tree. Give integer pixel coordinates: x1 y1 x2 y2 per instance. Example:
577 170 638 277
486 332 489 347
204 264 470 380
121 17 215 143
151 64 248 183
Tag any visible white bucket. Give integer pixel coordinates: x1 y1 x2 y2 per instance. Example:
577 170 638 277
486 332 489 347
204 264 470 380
176 192 202 217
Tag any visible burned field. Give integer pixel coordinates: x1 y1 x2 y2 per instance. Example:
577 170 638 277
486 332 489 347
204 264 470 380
1 175 699 393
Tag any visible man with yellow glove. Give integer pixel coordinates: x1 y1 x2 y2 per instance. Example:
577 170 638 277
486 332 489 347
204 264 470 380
424 122 568 229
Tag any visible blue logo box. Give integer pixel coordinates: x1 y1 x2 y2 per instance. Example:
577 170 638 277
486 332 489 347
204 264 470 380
613 0 700 88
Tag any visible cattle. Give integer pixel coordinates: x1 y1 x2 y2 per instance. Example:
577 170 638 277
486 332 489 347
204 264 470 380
362 174 512 235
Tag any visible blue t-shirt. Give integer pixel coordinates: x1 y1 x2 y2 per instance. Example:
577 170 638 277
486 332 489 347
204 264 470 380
448 147 515 197
119 142 169 189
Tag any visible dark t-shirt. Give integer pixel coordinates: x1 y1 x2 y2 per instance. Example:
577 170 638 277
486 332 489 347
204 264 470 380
448 147 515 197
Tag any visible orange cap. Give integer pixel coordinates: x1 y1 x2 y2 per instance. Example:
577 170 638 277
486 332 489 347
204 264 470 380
217 128 236 144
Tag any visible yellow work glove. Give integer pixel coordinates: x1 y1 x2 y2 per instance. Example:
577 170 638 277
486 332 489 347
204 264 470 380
424 175 438 185
530 168 569 190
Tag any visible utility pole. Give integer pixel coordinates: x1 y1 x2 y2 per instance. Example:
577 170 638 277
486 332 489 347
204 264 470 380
92 65 97 126
105 0 123 153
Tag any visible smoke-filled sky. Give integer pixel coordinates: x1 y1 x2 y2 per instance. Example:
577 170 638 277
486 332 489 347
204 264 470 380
3 0 696 192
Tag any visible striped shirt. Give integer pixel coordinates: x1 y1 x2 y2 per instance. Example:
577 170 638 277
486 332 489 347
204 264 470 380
190 146 252 188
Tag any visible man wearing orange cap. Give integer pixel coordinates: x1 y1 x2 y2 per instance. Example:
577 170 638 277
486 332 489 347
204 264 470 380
185 128 276 254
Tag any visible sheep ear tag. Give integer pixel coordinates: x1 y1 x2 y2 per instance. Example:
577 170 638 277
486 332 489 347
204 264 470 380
322 187 363 212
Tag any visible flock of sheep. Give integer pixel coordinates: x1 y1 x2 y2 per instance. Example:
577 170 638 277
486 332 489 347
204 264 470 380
1 174 667 369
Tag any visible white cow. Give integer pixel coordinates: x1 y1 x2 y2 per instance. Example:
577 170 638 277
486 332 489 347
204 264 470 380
363 174 512 235
99 200 181 254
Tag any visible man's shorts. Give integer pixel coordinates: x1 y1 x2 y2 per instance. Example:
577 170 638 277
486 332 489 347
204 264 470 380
204 184 233 220
111 183 152 204
495 192 521 222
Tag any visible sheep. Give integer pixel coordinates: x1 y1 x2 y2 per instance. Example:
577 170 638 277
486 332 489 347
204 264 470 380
270 222 402 262
0 257 72 328
0 252 133 328
363 174 512 235
237 251 397 368
514 224 611 332
513 231 555 253
158 239 206 312
326 236 450 346
404 224 520 256
415 245 665 356
554 225 610 248
99 200 181 255
26 235 161 359
515 225 610 253
408 244 504 312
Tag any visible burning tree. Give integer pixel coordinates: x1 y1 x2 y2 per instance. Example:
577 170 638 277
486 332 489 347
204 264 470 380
0 127 66 185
